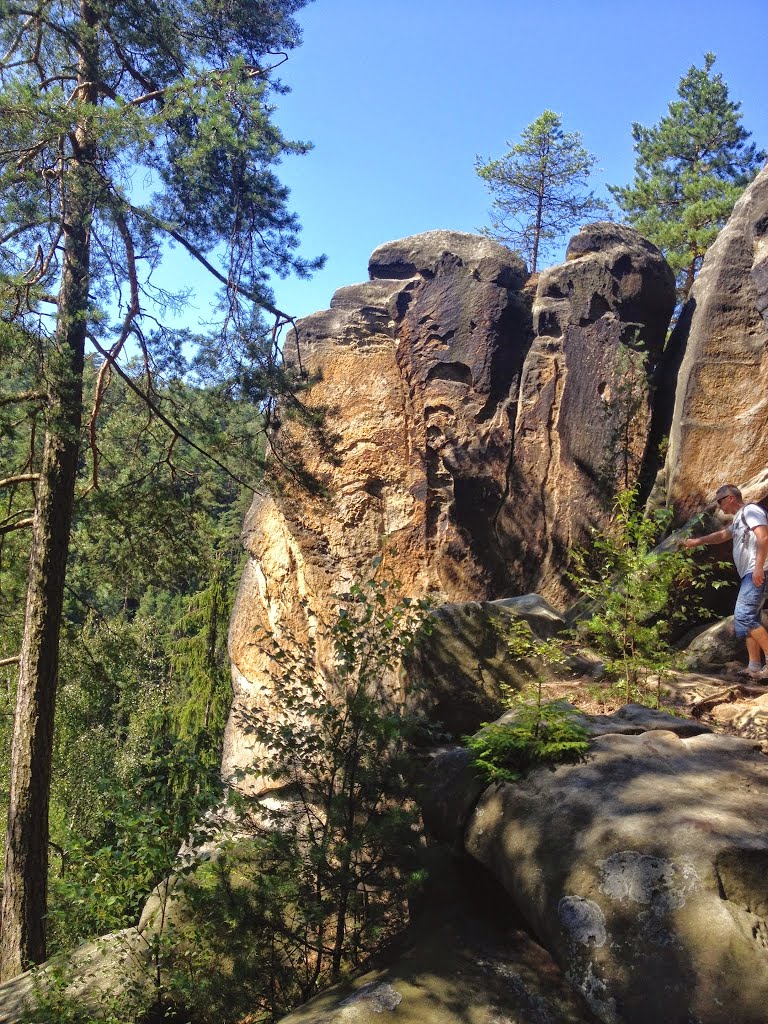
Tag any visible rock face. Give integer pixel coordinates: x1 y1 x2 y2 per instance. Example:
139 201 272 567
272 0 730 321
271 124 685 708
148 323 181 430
225 231 532 786
500 223 675 600
663 162 768 518
422 711 768 1024
226 227 675 780
403 594 566 737
275 888 599 1024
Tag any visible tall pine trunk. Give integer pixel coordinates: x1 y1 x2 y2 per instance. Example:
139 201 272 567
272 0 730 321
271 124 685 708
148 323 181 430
0 1 95 979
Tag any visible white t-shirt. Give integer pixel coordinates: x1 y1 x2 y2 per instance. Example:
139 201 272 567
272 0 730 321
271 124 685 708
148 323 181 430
728 503 768 578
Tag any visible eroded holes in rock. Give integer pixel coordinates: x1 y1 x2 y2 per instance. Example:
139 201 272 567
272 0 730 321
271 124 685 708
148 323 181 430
394 289 413 318
424 403 455 418
620 322 646 349
363 479 385 500
580 293 611 325
753 213 768 238
373 260 418 280
426 361 473 387
542 280 568 299
612 253 635 277
536 310 562 338
426 329 456 347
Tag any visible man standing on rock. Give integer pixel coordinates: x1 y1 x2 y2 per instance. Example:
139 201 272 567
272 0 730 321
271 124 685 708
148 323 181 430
682 484 768 680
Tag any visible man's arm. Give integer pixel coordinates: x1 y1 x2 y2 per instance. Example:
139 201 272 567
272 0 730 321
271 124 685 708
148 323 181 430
752 524 768 586
681 528 732 550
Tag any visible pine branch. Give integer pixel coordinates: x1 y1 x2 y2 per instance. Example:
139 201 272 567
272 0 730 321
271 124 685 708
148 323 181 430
0 391 45 408
87 334 257 494
0 517 33 534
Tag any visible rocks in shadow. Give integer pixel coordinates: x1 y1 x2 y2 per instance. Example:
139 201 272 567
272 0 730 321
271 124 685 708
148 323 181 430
421 708 768 1024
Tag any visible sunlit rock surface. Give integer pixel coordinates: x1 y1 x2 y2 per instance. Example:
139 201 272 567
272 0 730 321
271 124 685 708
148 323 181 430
422 709 768 1024
663 162 768 517
226 227 675 784
501 223 675 603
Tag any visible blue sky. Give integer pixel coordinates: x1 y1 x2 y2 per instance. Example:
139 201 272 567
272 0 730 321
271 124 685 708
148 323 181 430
166 0 768 326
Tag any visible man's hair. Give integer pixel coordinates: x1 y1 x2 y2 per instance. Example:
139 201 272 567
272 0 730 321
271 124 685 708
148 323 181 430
714 483 742 501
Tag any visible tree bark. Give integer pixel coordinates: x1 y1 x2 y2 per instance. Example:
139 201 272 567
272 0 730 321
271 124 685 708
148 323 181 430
0 0 95 981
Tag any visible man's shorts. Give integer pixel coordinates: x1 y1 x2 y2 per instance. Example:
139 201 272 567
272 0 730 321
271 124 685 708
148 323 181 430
733 572 767 638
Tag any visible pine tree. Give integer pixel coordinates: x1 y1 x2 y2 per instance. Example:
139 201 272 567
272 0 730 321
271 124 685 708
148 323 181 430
475 110 608 273
0 0 320 979
609 53 766 302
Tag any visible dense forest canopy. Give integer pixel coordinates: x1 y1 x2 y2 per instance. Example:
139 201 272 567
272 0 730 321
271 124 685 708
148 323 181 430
0 0 321 980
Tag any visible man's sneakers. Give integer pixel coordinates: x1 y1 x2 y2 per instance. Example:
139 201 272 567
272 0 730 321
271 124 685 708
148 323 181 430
737 664 768 681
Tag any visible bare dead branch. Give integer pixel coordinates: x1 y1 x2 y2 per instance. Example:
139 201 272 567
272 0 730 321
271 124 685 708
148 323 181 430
0 475 39 488
0 656 20 668
0 13 36 65
125 201 293 325
0 221 48 246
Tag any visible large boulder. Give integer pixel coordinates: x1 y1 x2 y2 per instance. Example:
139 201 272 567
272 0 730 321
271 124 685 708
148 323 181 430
403 594 566 737
499 223 675 603
663 162 768 519
430 712 768 1024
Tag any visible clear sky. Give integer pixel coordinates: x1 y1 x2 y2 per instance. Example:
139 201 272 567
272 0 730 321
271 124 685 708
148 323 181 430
166 0 768 326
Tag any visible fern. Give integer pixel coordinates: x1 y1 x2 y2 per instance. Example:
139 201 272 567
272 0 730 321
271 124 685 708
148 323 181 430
465 702 589 784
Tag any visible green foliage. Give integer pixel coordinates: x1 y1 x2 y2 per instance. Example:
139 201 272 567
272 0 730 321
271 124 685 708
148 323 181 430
198 572 435 1011
568 488 720 703
476 110 608 272
21 960 138 1024
0 366 246 957
465 705 589 785
464 616 588 784
48 729 221 955
159 836 324 1023
30 572 435 1024
465 488 722 786
609 53 765 302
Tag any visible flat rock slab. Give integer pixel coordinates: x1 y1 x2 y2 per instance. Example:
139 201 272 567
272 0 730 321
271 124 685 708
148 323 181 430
465 728 768 1024
711 691 768 744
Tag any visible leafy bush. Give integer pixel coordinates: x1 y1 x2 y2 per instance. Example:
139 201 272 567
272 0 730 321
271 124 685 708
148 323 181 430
462 614 587 784
568 488 724 703
465 703 589 784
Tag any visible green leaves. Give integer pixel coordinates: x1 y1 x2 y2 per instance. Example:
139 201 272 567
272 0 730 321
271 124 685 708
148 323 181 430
232 570 433 999
568 488 713 703
465 705 589 785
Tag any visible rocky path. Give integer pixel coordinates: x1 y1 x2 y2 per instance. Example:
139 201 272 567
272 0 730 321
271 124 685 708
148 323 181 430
542 670 768 752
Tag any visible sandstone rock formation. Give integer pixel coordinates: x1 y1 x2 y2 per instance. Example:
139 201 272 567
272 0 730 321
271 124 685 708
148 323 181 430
225 231 532 786
403 594 565 736
227 227 676 780
422 709 768 1024
662 162 768 519
276 887 599 1024
500 223 675 600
